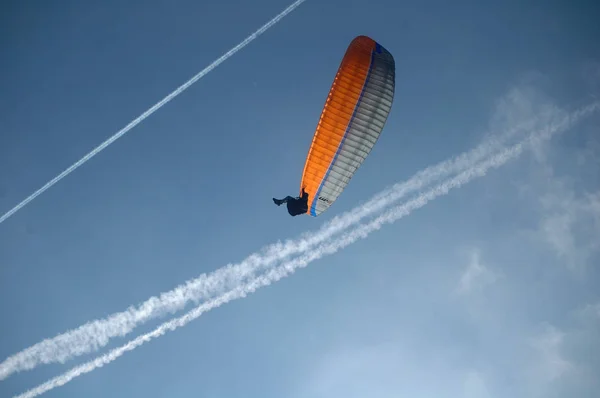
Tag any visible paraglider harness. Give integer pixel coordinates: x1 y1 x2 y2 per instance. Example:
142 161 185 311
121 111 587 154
273 188 309 216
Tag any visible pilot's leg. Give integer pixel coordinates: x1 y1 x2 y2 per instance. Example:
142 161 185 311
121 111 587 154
273 196 294 206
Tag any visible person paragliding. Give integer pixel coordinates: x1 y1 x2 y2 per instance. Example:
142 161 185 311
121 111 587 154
273 188 309 216
273 35 395 217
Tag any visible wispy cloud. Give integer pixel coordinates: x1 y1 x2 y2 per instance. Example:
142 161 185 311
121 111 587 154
463 370 492 398
456 248 500 295
576 301 600 322
522 300 600 398
530 324 573 383
539 190 600 271
525 130 600 273
14 100 598 398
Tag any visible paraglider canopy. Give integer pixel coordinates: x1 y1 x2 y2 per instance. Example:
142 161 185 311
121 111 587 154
298 35 396 216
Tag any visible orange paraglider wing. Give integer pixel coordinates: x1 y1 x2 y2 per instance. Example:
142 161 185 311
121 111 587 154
300 35 395 216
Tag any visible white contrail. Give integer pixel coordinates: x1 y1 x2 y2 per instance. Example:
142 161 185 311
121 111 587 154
0 0 308 226
13 102 598 398
3 101 598 381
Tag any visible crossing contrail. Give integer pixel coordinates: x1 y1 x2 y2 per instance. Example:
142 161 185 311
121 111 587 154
3 101 598 381
0 0 308 226
13 101 599 398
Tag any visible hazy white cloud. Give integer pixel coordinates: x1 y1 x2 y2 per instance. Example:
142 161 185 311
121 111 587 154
456 249 500 295
514 105 600 273
536 177 600 273
529 324 573 384
463 370 492 398
294 343 412 398
487 84 563 136
576 302 600 323
293 341 478 398
519 301 600 398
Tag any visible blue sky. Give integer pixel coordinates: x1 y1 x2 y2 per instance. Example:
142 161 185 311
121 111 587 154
1 0 599 397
